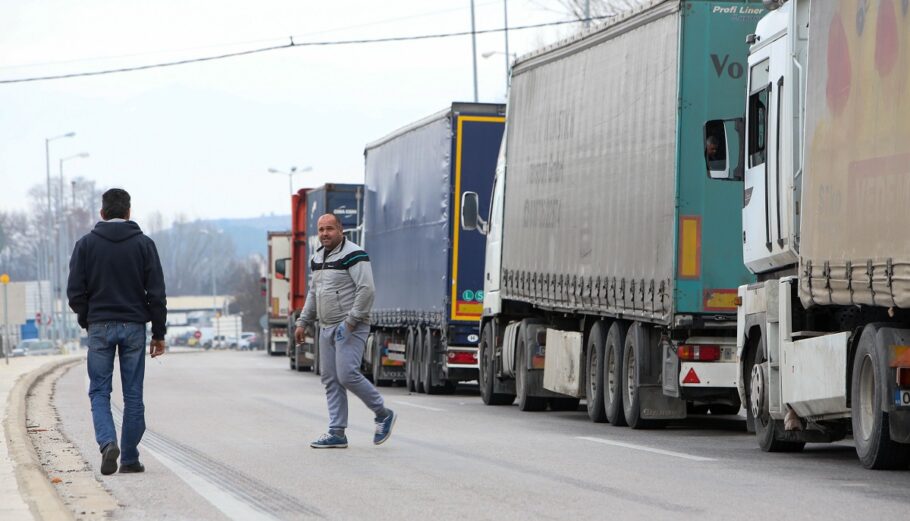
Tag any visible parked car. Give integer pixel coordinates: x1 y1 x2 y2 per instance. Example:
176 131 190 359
17 339 60 356
241 332 261 350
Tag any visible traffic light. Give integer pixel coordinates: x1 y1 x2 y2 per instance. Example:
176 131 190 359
260 277 267 297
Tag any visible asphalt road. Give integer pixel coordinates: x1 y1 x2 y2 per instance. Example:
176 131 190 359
54 350 910 521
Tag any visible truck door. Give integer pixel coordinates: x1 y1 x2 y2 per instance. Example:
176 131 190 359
742 37 798 274
483 161 506 313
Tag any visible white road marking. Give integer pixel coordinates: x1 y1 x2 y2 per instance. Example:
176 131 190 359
143 445 280 521
392 400 445 412
577 436 718 462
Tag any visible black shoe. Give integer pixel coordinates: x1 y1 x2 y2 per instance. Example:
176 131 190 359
119 462 145 473
100 442 120 476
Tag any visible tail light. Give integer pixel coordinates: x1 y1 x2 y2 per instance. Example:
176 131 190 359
448 351 478 365
678 344 721 362
898 367 910 389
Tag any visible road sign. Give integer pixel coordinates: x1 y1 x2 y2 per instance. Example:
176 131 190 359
0 273 9 285
194 330 202 340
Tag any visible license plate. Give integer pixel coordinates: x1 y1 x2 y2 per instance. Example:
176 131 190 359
896 390 910 407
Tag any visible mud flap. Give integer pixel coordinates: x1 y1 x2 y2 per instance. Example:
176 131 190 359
640 385 687 420
631 323 685 420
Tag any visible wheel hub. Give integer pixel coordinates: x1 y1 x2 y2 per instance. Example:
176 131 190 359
750 363 765 419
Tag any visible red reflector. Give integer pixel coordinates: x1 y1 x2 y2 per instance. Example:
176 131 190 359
531 355 546 370
683 368 701 384
898 367 910 388
678 344 721 362
447 351 477 364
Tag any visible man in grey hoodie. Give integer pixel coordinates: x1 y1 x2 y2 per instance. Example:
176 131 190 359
294 213 396 448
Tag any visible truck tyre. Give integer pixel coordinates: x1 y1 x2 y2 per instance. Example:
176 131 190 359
289 344 297 370
479 323 515 406
516 334 547 412
852 337 910 469
621 328 659 429
603 322 627 426
406 328 418 393
416 328 427 394
424 328 443 395
585 321 608 422
745 334 805 452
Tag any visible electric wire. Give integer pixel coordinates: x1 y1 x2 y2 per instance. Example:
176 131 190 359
0 17 611 85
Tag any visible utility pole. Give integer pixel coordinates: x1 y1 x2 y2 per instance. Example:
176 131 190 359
2 273 9 365
471 0 479 102
504 0 511 91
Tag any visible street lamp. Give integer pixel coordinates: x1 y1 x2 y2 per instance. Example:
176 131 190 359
58 152 89 345
44 131 75 344
268 166 312 195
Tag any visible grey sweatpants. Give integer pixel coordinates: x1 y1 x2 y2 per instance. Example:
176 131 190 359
320 322 385 430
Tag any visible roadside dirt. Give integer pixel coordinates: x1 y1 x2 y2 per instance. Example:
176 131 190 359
26 364 119 521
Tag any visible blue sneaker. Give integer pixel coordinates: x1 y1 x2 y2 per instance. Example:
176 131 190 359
374 409 397 445
310 432 348 449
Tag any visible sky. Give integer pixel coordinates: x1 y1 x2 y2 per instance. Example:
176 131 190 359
0 0 599 227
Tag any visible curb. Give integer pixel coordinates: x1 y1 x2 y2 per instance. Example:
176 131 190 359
4 356 83 521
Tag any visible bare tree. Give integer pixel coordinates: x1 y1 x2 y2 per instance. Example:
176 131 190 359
149 221 237 296
226 257 267 331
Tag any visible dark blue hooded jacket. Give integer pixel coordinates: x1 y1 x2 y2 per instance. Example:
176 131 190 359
67 220 167 340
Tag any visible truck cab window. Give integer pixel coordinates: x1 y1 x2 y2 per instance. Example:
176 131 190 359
748 60 770 168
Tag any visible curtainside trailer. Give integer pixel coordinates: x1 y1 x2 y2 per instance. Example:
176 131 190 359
462 0 762 425
364 102 505 393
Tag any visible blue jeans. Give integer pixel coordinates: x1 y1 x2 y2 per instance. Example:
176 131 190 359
87 322 147 465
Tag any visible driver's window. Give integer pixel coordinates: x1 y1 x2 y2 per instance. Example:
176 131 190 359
705 120 727 171
748 59 770 168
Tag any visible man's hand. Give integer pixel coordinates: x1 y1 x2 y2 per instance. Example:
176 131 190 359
294 326 306 345
150 339 166 358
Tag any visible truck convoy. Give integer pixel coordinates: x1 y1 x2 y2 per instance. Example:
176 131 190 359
266 231 292 356
461 0 762 424
363 103 505 393
705 0 910 469
289 183 364 372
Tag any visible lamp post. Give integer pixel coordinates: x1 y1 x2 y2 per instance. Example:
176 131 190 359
470 0 479 102
58 152 89 345
45 131 75 344
2 273 9 365
268 166 312 195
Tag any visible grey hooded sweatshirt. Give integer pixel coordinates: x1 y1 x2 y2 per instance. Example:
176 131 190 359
296 237 374 328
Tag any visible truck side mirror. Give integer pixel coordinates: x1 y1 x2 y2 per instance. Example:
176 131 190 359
275 258 290 281
704 118 744 181
461 191 487 234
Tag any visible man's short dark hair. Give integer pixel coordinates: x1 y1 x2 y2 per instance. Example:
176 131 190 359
102 188 131 220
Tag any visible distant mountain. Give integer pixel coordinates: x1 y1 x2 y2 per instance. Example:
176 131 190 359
208 215 291 259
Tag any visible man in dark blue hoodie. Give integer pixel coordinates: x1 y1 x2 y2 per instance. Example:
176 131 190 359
67 188 167 476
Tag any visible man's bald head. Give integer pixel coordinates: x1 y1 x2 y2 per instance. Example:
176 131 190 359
317 213 344 251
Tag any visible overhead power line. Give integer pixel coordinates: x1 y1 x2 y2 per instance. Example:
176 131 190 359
0 17 611 85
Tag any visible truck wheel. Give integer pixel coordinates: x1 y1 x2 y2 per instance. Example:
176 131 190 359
424 329 443 395
852 338 910 469
603 322 627 426
585 321 607 422
406 328 417 392
415 328 428 393
746 336 805 452
479 323 515 406
516 334 547 412
289 344 297 370
621 329 659 429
